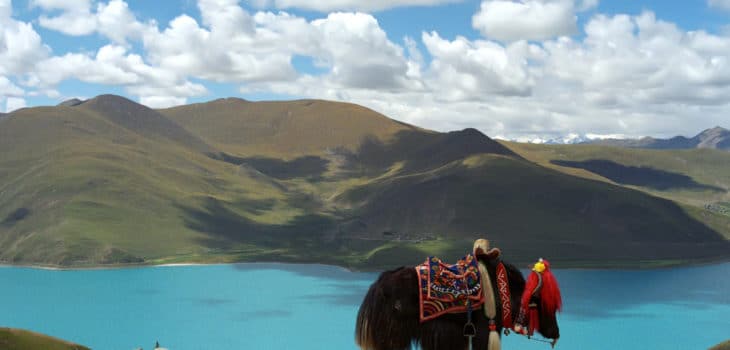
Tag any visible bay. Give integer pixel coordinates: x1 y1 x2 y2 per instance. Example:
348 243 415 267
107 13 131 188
0 262 728 350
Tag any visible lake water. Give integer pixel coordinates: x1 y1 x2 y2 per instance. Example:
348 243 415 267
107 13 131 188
1 262 728 350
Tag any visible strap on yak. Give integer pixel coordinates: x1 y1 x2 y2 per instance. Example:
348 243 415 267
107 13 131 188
496 262 514 334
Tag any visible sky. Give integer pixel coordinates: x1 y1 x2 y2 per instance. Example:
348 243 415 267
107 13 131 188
2 0 730 141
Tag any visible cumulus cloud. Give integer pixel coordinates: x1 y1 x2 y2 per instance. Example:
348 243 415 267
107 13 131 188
252 0 462 12
472 0 578 41
33 0 97 35
5 96 25 112
421 32 540 99
472 0 598 41
6 0 730 139
96 0 153 44
0 2 49 75
33 0 153 43
19 0 420 106
708 0 730 11
255 9 730 139
310 13 412 90
543 12 730 107
0 76 23 97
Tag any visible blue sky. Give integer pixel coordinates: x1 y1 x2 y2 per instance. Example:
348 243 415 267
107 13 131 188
2 0 730 140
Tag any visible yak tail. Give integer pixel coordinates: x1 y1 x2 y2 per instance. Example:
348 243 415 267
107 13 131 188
355 267 418 350
355 282 377 350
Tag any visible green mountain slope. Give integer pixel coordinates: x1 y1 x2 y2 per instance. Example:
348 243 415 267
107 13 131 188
337 154 727 266
0 97 297 265
0 328 89 350
0 95 727 269
158 98 420 156
503 142 730 240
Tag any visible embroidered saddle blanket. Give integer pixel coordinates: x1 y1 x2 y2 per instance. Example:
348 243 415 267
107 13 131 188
416 254 484 322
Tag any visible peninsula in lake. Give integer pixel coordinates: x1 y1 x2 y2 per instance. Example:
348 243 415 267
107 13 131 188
0 95 728 269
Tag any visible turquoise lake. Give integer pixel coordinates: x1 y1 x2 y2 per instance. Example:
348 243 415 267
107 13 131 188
1 262 728 350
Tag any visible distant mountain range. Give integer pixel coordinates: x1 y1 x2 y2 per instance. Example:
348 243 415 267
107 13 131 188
0 95 727 269
586 126 730 150
521 127 730 150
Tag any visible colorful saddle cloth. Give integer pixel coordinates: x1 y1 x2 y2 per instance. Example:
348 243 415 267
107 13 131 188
416 254 484 322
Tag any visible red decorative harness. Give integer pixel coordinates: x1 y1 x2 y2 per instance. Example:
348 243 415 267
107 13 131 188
496 262 514 330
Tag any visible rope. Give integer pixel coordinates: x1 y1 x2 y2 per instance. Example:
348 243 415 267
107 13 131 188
527 336 558 348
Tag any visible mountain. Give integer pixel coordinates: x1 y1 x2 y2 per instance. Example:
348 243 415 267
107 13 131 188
57 98 84 107
79 94 214 153
588 126 730 150
0 328 90 350
158 98 420 156
0 95 727 269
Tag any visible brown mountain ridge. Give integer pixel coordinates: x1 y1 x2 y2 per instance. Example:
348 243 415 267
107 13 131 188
0 95 727 269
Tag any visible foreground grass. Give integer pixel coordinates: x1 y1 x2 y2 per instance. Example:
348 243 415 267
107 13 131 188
0 328 89 350
710 340 730 350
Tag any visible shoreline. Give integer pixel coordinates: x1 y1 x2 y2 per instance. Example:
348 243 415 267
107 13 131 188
1 255 728 272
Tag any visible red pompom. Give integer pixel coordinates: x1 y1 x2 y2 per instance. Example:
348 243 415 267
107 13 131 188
540 261 562 315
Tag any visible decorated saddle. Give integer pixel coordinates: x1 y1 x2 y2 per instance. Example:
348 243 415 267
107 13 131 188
416 254 484 322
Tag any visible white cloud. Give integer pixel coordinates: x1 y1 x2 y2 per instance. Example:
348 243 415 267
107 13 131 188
543 12 730 107
577 0 598 11
0 0 11 19
33 0 97 36
253 0 462 12
96 0 153 44
0 76 23 97
0 4 49 75
33 0 154 44
708 0 730 11
11 0 730 137
472 0 580 41
251 10 730 140
5 96 26 112
421 32 540 99
310 12 412 90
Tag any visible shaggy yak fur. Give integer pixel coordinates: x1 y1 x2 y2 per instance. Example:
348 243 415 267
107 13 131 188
355 256 560 350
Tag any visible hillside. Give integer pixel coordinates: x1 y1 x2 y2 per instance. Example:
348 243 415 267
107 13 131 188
158 98 420 156
503 142 730 240
588 126 730 150
0 328 89 350
710 340 730 350
0 95 727 269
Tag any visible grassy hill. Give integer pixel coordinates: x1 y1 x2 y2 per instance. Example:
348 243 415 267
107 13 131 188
0 328 89 350
710 340 730 350
503 141 730 240
158 98 420 156
0 95 727 269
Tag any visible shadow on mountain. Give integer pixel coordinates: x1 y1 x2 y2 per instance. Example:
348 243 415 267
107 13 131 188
551 159 725 192
210 152 329 180
178 196 335 248
2 208 30 226
80 94 212 152
342 128 519 176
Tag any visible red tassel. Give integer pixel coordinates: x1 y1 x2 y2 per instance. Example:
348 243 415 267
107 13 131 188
539 260 562 315
528 307 539 336
521 271 539 312
517 259 563 336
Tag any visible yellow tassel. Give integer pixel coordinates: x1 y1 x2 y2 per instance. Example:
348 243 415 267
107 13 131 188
488 330 501 350
478 261 496 319
479 261 501 350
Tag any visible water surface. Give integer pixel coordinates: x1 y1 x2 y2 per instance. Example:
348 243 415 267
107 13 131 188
1 262 728 349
